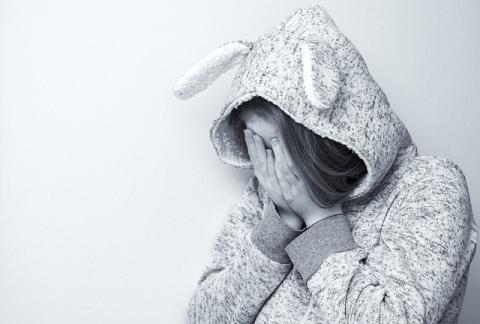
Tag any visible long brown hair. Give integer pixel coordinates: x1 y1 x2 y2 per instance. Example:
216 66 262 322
229 96 367 208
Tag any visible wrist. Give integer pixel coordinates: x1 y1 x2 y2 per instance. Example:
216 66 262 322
303 205 344 228
276 207 305 231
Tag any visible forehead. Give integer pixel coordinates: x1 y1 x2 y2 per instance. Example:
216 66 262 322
243 115 280 146
241 109 274 127
240 107 273 122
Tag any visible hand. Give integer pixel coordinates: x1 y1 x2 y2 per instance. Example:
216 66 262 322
270 136 343 227
243 128 304 230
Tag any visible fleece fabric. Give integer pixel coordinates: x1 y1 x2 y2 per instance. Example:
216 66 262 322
173 4 478 323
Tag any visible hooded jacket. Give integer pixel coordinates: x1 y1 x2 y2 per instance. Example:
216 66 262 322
172 4 477 323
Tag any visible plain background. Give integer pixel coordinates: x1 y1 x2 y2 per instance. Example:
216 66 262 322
1 0 478 323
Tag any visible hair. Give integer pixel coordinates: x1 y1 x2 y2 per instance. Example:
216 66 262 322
229 96 367 208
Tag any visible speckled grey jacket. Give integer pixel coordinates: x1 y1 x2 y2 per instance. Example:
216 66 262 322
173 4 478 324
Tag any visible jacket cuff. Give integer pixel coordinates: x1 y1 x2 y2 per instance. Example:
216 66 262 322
250 199 306 264
285 213 360 283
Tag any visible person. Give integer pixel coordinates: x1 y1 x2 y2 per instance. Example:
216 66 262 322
172 4 477 323
228 96 368 232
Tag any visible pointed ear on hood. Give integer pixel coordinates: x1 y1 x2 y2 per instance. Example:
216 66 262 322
300 33 342 110
172 40 254 100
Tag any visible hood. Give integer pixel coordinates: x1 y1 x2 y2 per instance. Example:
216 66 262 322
172 4 414 200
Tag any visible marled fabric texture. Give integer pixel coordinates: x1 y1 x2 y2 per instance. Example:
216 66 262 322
180 4 478 323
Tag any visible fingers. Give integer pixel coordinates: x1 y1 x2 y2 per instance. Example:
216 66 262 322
266 149 275 180
244 129 257 163
271 139 293 198
253 134 267 177
271 137 297 187
267 148 291 209
266 149 281 186
277 137 302 180
244 129 261 180
244 128 268 183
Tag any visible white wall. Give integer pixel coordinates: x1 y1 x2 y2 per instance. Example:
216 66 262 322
0 0 478 322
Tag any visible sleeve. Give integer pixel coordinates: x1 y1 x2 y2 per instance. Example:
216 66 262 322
186 176 307 323
284 159 478 323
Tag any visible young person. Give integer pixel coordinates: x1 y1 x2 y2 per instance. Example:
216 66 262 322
173 4 477 323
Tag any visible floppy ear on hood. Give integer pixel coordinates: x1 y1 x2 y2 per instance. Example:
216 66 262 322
172 40 254 100
300 33 341 110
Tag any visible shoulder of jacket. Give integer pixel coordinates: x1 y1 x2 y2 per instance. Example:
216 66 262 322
382 156 474 249
407 155 467 186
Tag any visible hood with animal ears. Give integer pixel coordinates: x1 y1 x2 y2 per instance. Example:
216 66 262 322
172 4 415 200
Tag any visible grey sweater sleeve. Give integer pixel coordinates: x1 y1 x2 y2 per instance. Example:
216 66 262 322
186 177 304 323
250 198 306 264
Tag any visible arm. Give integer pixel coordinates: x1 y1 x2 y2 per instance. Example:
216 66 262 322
284 159 478 323
186 176 305 323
